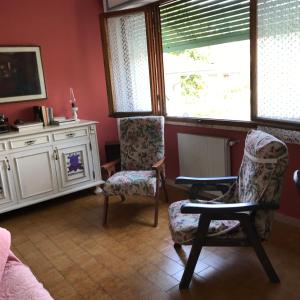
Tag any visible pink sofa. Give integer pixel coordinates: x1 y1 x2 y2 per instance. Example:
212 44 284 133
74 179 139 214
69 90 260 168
0 228 53 300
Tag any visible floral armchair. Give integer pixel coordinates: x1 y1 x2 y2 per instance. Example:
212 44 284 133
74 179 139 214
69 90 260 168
168 130 288 289
102 116 168 227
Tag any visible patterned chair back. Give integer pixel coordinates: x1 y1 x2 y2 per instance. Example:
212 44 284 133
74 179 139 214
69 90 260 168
119 116 165 171
237 130 288 239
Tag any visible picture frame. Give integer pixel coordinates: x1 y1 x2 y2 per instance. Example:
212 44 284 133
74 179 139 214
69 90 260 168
0 46 47 103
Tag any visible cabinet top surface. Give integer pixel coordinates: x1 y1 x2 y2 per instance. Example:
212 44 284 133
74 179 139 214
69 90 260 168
0 120 98 140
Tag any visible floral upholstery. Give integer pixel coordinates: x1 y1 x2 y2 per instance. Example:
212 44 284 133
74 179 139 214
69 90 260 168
169 130 288 245
237 130 288 238
103 170 157 197
103 116 164 198
169 200 240 245
119 116 164 171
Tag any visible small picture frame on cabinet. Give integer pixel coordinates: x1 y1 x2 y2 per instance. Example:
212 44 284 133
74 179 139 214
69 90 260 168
0 46 47 103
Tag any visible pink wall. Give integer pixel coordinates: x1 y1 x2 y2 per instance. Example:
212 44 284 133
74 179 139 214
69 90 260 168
0 0 118 161
165 124 300 219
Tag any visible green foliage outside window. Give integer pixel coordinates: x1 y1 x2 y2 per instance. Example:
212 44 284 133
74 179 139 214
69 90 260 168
180 75 204 97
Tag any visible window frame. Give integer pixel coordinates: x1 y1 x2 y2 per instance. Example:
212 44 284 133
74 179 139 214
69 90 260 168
99 5 165 117
250 0 300 130
100 0 300 131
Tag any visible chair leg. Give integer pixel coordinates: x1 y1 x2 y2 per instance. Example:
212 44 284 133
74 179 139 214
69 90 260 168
103 196 109 226
154 194 159 227
160 173 169 203
179 215 211 289
174 243 182 249
241 217 280 283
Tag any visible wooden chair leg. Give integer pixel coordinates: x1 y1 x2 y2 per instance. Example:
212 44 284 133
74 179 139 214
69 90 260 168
103 196 109 226
161 173 169 203
241 217 280 283
174 243 182 249
179 215 211 289
154 194 159 227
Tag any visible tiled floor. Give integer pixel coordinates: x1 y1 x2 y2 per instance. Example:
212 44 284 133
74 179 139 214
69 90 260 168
0 187 300 300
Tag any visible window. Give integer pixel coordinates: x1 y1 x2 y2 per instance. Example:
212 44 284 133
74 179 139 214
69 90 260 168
253 0 300 125
100 0 300 128
107 13 152 113
100 6 164 116
161 0 250 120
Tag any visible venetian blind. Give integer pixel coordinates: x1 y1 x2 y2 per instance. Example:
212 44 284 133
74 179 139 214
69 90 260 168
160 0 250 52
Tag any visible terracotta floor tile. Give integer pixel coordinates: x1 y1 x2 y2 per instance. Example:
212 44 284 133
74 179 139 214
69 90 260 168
50 253 75 272
60 265 89 284
72 277 100 298
138 263 179 291
153 256 184 276
48 280 78 300
37 268 65 288
100 275 131 296
88 288 113 300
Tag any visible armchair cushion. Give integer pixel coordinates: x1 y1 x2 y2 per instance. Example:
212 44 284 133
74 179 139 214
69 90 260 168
119 117 164 171
168 200 240 245
103 170 157 197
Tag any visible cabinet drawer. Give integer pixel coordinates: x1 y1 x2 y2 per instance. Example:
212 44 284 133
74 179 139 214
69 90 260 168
10 135 50 149
53 128 88 141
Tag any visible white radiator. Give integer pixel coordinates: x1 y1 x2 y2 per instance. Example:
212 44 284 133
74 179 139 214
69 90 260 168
178 133 231 178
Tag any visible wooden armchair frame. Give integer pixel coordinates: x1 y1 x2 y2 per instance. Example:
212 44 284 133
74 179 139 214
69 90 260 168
174 176 280 289
101 158 168 227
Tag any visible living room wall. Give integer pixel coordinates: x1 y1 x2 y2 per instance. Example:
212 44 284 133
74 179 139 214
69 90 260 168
0 0 118 161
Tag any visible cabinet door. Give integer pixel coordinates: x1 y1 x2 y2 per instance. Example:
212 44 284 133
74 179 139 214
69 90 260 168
55 141 93 191
12 147 58 201
0 156 17 210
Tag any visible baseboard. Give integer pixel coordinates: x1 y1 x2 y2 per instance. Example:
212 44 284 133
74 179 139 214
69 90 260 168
275 213 300 228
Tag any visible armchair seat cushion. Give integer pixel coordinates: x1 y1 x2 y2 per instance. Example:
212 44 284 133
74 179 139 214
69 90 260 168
103 170 157 197
168 200 240 245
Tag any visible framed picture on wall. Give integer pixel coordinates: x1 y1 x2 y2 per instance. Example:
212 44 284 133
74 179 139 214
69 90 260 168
0 46 47 103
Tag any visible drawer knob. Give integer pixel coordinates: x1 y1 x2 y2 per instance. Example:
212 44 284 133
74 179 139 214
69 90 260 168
5 157 10 171
25 140 36 145
66 133 75 138
53 147 59 160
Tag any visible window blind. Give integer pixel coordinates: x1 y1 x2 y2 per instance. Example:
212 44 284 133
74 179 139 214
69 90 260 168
160 0 250 52
256 0 300 123
106 13 152 113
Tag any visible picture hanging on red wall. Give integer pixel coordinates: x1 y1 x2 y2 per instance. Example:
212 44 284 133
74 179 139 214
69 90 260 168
0 46 47 103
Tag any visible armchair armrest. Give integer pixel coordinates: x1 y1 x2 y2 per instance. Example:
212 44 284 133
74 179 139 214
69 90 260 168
181 202 279 214
152 158 165 172
101 159 120 177
176 176 238 185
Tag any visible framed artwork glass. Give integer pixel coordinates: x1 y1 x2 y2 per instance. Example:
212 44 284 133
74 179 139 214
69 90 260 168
0 46 47 103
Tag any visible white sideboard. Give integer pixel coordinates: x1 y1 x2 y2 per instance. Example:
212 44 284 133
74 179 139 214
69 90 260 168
0 120 103 214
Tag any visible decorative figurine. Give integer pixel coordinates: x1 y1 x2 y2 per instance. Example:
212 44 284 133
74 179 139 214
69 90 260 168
70 88 79 121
